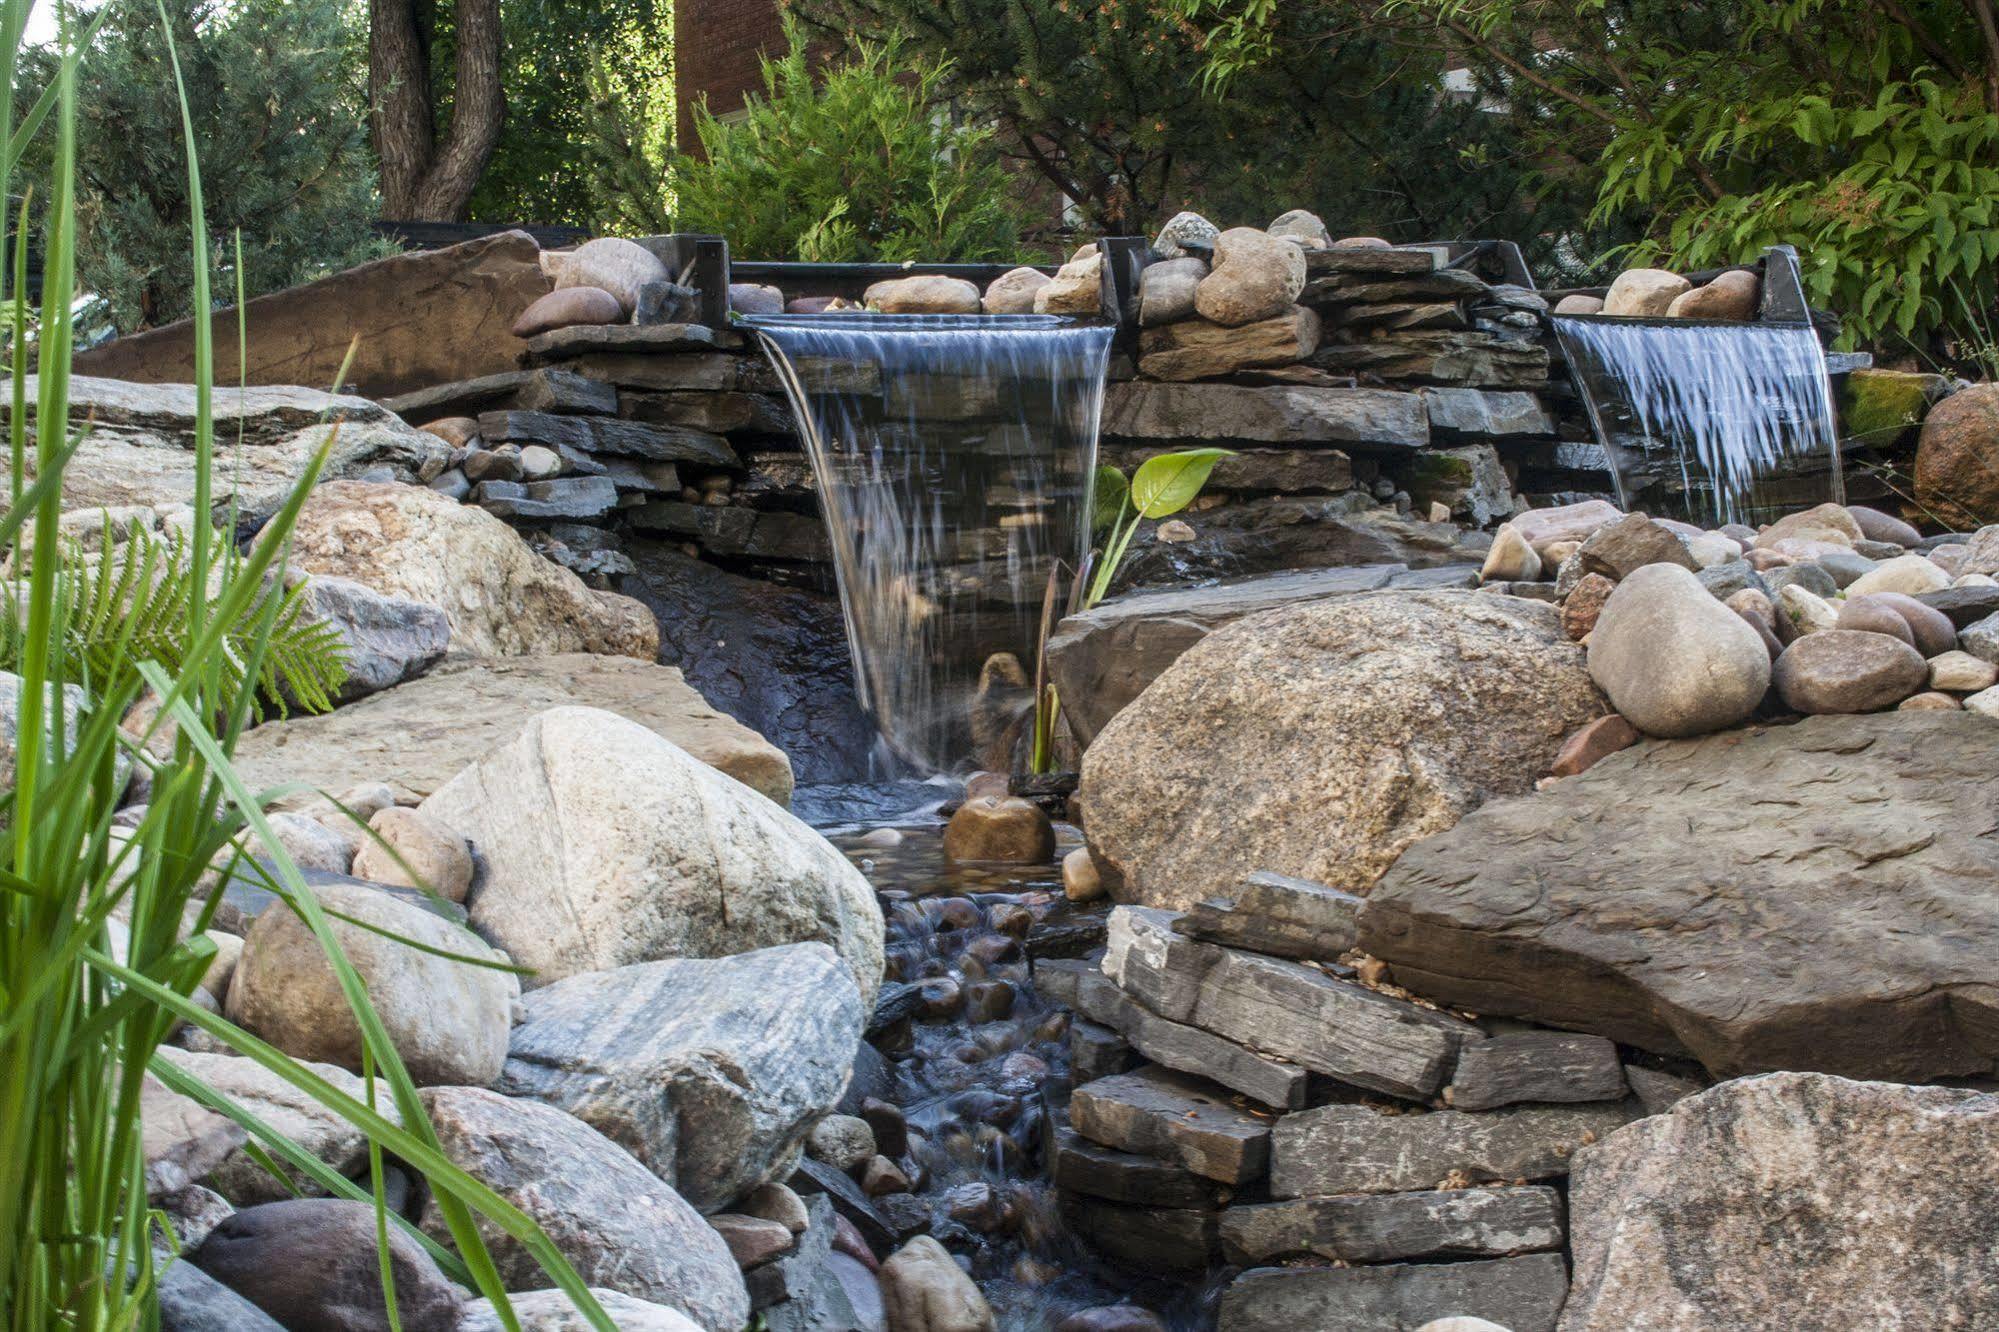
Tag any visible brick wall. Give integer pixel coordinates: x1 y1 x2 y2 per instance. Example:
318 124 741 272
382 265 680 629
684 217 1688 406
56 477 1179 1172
675 0 787 153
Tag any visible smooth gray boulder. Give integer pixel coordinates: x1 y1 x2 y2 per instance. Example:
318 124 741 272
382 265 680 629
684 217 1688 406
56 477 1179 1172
418 1087 748 1332
1563 1073 1999 1330
422 706 882 999
1586 563 1770 736
1362 713 1999 1081
499 944 864 1211
300 574 450 702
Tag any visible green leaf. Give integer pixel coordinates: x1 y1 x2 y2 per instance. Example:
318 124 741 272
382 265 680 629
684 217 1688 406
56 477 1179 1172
1130 448 1233 519
1089 465 1129 533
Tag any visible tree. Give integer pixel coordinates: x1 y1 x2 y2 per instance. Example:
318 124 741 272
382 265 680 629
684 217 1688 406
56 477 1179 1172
19 0 390 332
785 0 1580 253
1179 0 1999 357
369 0 503 220
669 27 1035 262
466 0 675 229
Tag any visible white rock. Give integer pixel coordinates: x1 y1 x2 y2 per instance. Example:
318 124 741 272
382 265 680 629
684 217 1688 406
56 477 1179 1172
1777 583 1838 637
981 267 1050 315
1151 211 1219 260
1685 532 1743 568
542 237 668 315
1845 554 1950 598
1480 527 1541 583
1266 209 1331 249
1929 650 1999 693
1601 268 1691 317
1963 684 1999 718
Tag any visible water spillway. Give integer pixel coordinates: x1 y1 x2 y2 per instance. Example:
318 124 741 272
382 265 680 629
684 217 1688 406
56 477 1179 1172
1553 315 1844 529
746 313 1115 773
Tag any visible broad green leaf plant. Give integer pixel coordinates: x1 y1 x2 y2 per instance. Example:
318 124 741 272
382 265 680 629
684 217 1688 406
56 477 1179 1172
0 3 612 1329
1030 448 1231 772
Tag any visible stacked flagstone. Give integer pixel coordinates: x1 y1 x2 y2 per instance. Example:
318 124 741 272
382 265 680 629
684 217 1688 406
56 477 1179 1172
1037 872 1702 1332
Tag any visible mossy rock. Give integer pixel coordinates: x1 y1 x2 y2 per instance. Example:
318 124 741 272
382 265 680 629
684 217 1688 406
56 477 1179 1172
1841 369 1947 444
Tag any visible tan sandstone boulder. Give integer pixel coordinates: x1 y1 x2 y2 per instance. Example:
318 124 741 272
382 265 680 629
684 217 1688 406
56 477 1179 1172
1078 591 1607 909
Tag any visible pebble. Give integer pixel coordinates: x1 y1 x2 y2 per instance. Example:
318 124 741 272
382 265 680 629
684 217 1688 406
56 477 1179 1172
708 1212 795 1268
807 1115 877 1172
738 1181 810 1233
1776 584 1838 640
1846 554 1951 598
964 979 1017 1023
861 1155 913 1197
1774 630 1929 714
1899 691 1963 711
1561 573 1617 641
916 977 964 1020
1865 591 1958 656
1845 504 1922 547
1762 562 1839 600
1062 847 1104 902
1815 549 1878 589
1963 684 1999 718
943 796 1056 863
1929 651 1999 692
1587 564 1771 737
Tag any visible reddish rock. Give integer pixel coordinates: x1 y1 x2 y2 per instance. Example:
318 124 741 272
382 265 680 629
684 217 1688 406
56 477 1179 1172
1562 573 1618 641
512 285 622 337
1550 714 1642 777
1915 383 1999 528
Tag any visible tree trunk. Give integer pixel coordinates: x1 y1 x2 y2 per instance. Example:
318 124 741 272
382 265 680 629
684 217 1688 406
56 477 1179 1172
369 0 505 221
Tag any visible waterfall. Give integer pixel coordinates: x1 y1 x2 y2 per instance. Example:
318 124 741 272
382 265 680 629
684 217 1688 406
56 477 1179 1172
1553 316 1844 528
745 313 1115 773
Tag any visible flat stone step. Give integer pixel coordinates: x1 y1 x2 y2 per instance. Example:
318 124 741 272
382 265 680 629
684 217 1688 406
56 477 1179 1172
1173 869 1362 962
473 476 619 522
1062 1195 1218 1272
382 368 617 420
1219 1184 1564 1266
1218 1254 1569 1332
1101 382 1429 449
523 321 741 358
1271 1099 1639 1197
1069 1065 1274 1186
1051 1126 1228 1210
478 409 740 468
1446 1031 1629 1111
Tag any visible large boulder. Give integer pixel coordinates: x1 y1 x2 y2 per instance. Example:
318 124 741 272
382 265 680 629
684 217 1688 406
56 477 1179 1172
420 707 883 998
289 481 656 660
7 377 449 527
417 1087 749 1332
1079 591 1606 909
1585 564 1771 737
1562 1073 1999 1330
500 944 862 1211
1915 382 1999 528
1048 565 1476 748
74 230 550 400
232 653 794 811
226 878 516 1087
1195 228 1308 327
1361 713 1999 1081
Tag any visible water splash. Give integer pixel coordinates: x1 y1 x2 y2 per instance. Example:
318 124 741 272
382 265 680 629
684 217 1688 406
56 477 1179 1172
746 313 1114 773
1554 316 1844 528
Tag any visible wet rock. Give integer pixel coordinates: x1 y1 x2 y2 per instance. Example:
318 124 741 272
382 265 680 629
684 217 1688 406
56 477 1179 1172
423 707 882 996
418 1087 748 1331
1220 1185 1565 1266
982 267 1050 315
865 276 982 315
808 1115 878 1172
1195 227 1307 326
1665 269 1758 319
1586 564 1770 737
880 1235 997 1332
1447 1032 1627 1111
1063 1196 1217 1271
1773 630 1928 713
1218 1256 1568 1332
457 1289 704 1331
227 878 513 1086
1362 713 1999 1080
513 286 624 338
1137 257 1205 326
1070 1065 1271 1185
291 481 655 660
1272 1099 1636 1197
963 978 1017 1022
1052 1126 1224 1210
1079 591 1604 908
1847 553 1950 597
860 1155 912 1197
1577 513 1696 579
500 944 864 1211
941 796 1055 863
193 1198 462 1332
1056 1307 1168 1332
349 806 472 902
1915 382 1999 527
1548 713 1640 777
1601 268 1689 317
1564 1073 1999 1331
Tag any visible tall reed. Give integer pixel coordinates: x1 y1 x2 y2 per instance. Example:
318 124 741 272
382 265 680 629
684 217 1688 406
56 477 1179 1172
0 3 612 1328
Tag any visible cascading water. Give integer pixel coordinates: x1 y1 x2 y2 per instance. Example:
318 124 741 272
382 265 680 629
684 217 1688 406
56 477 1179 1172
746 313 1115 773
1553 316 1844 528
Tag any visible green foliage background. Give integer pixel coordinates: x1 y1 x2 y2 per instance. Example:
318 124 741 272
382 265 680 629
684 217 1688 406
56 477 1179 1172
18 0 389 333
669 27 1037 263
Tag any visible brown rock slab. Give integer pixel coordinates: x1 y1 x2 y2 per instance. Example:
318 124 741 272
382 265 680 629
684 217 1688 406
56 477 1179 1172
1361 713 1999 1080
1068 1066 1273 1186
1137 307 1321 381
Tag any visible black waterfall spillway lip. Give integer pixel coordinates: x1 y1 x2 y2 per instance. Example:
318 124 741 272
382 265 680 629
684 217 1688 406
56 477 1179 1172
742 312 1117 776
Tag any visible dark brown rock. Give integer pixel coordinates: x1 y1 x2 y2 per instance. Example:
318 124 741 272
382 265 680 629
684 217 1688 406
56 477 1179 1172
1062 1196 1218 1271
193 1199 462 1332
942 796 1055 863
1362 713 1999 1080
1548 713 1640 777
1561 571 1616 639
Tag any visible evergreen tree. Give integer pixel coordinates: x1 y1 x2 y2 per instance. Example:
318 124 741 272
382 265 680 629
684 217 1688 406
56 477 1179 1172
21 0 389 332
